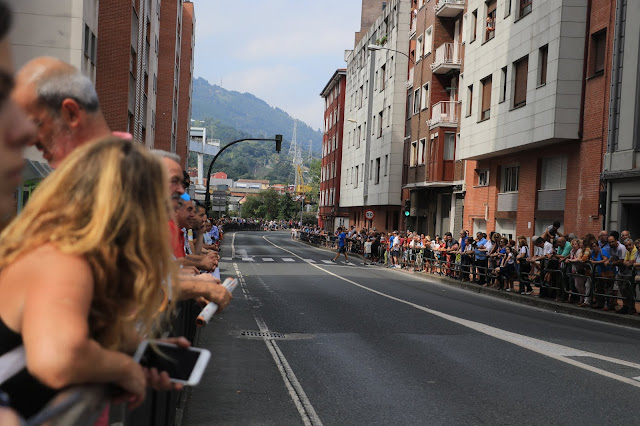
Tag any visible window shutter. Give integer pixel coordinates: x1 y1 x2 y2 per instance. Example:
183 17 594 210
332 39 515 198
514 57 528 107
540 46 548 85
482 76 492 114
487 0 497 14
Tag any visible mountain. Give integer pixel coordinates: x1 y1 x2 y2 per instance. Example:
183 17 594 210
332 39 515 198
188 77 323 186
191 77 322 154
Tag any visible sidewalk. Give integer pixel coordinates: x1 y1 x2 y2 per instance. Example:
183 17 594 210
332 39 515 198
301 239 640 330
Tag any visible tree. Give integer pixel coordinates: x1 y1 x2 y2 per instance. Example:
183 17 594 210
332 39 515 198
278 194 298 220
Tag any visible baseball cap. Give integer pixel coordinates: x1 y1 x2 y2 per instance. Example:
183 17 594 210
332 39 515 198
180 193 191 201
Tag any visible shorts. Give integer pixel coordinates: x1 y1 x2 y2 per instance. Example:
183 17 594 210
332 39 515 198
364 253 371 259
338 245 346 253
391 249 400 257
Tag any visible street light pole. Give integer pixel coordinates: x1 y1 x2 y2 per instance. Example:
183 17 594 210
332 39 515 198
367 44 415 65
204 135 283 214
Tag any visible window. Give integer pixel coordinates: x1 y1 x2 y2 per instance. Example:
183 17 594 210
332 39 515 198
505 0 512 17
477 169 489 186
384 155 388 176
370 160 374 180
513 56 528 108
540 155 568 190
444 133 455 161
357 126 361 148
421 83 429 110
592 30 606 75
419 138 426 165
413 88 420 115
355 166 359 188
375 158 381 184
467 84 473 117
499 66 507 102
378 111 383 137
359 85 364 108
388 106 391 127
410 141 418 166
486 0 496 42
480 75 492 120
519 0 532 19
501 165 519 193
380 65 386 91
425 26 433 55
406 89 413 118
417 34 423 60
471 10 478 42
84 25 90 58
538 45 548 86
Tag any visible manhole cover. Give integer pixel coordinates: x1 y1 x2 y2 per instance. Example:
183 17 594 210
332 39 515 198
240 331 286 339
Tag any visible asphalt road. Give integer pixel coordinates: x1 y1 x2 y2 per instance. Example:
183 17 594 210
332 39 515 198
183 231 640 425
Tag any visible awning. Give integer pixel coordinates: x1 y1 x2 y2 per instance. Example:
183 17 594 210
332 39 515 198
22 159 52 183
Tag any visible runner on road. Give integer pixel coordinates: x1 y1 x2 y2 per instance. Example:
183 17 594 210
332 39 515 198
331 227 349 263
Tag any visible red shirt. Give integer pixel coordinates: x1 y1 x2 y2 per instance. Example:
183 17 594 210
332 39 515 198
169 220 185 258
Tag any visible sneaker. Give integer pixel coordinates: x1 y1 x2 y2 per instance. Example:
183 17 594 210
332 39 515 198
525 291 533 295
520 292 525 295
506 288 512 292
330 259 336 263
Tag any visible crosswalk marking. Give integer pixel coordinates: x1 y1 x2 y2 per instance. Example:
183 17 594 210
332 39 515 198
282 258 295 262
242 257 254 262
262 258 274 262
321 260 334 264
303 259 316 263
221 257 233 261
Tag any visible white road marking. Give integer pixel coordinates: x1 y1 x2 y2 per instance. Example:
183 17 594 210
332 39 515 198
321 260 334 264
233 262 322 426
242 257 254 262
263 235 640 389
262 258 274 262
282 258 295 262
303 259 316 263
231 232 236 258
221 257 233 261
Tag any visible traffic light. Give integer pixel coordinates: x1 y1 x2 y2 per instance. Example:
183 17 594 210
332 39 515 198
404 199 411 217
275 134 282 153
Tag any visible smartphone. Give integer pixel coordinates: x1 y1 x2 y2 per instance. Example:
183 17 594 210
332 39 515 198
133 340 211 386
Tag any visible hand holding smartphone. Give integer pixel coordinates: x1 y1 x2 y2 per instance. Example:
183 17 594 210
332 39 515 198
133 340 211 386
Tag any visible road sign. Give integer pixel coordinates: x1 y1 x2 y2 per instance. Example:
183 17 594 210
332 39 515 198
365 209 375 220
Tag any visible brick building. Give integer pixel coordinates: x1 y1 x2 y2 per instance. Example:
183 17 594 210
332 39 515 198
402 0 465 236
319 69 348 232
96 0 160 145
459 0 613 240
176 2 195 168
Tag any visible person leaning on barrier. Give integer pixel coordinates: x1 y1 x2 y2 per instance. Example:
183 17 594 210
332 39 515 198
616 239 637 314
0 138 188 418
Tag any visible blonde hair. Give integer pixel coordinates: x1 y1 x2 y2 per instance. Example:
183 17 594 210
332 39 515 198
0 137 175 350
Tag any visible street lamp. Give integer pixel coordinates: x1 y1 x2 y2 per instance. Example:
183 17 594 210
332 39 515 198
204 135 283 214
366 44 415 64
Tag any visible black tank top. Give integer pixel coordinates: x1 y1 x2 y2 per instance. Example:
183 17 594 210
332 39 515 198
0 316 57 419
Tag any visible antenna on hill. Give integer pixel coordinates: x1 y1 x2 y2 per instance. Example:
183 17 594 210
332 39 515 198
308 140 313 162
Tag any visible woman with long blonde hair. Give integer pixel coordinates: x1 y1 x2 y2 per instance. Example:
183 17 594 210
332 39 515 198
0 137 176 418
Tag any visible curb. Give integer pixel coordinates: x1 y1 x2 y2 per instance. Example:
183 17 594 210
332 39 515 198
298 239 640 329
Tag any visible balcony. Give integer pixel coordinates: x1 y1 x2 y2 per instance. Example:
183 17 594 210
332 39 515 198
409 17 417 38
435 0 465 18
406 67 414 89
537 189 566 211
427 101 459 128
497 193 518 211
431 43 462 74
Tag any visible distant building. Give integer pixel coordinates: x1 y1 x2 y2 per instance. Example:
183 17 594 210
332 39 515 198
319 69 348 232
235 179 270 190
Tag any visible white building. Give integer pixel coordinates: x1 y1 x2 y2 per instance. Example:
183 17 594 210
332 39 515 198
341 0 410 232
459 0 588 160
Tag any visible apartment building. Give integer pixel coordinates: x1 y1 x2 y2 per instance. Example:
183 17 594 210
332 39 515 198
320 69 348 232
603 0 640 237
459 0 611 240
402 0 465 236
342 0 411 233
96 0 161 147
176 2 195 168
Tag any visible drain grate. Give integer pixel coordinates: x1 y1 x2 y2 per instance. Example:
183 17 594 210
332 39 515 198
240 331 286 339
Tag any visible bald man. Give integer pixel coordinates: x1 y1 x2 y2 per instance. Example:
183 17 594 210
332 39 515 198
11 56 110 167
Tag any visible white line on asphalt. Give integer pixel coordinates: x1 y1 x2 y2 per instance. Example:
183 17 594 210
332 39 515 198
221 257 233 261
282 258 295 262
233 262 322 426
321 260 333 264
263 236 640 389
303 259 316 263
262 258 274 262
231 233 236 258
242 257 254 262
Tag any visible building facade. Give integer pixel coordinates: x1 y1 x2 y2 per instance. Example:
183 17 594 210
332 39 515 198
603 0 640 238
342 0 411 233
402 0 466 237
319 69 348 232
459 0 611 240
176 1 195 168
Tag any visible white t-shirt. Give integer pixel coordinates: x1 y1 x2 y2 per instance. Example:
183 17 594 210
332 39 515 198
542 241 554 256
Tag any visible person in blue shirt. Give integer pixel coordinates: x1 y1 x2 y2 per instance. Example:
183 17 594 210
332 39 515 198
331 227 349 263
474 232 488 284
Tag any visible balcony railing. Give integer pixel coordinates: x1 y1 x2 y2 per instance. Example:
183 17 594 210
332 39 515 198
431 43 462 74
427 101 459 128
435 0 465 18
406 67 414 89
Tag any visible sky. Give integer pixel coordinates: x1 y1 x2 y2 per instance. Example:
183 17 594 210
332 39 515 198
192 0 363 132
